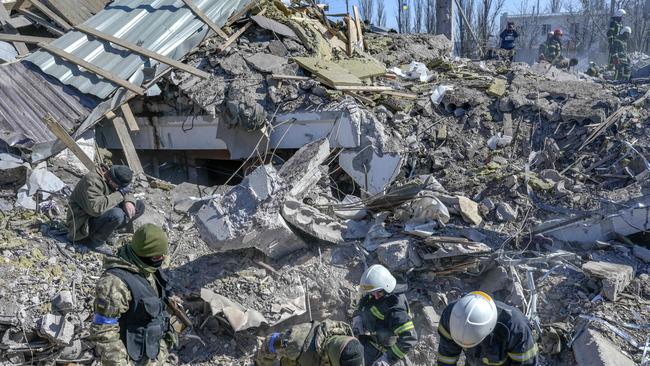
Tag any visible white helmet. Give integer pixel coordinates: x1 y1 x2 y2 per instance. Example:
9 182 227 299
615 9 626 17
449 291 498 348
359 264 396 294
621 26 632 35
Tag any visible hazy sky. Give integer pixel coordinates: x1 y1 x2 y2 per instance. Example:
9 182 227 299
324 0 564 29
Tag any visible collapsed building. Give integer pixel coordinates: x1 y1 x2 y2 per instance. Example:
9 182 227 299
0 0 649 365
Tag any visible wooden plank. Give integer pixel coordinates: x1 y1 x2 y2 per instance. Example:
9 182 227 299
217 21 252 53
42 114 95 171
333 85 393 92
352 5 364 51
381 90 418 99
335 58 386 79
120 103 140 132
271 74 312 81
38 42 146 95
17 8 64 36
180 0 229 40
75 24 210 79
346 15 356 56
292 56 363 87
0 33 55 43
111 116 144 175
225 1 258 26
6 15 32 29
26 0 71 30
0 5 28 55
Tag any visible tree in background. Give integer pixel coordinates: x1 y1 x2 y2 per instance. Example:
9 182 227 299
456 0 476 56
358 0 375 23
396 0 412 33
426 0 436 33
626 0 650 53
413 0 425 32
549 0 564 13
377 0 387 26
477 0 506 50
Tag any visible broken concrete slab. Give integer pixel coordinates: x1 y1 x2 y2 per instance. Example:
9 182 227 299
132 208 166 232
487 78 507 97
38 313 73 346
245 53 287 74
582 261 634 301
333 195 367 220
0 153 29 186
534 195 650 243
251 15 299 40
438 195 482 226
376 238 412 272
200 288 267 332
339 149 402 195
272 111 361 149
573 328 636 366
292 56 363 87
195 139 330 258
281 198 345 245
496 202 517 222
51 291 74 314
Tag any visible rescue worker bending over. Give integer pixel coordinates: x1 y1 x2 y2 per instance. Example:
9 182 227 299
607 9 626 67
499 22 519 61
353 264 417 366
586 61 602 78
67 164 144 251
544 29 564 66
437 291 538 366
612 26 632 81
255 320 364 366
90 224 178 365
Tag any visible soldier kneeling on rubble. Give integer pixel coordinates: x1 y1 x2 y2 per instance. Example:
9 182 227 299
90 224 180 365
67 164 144 252
353 264 417 366
436 291 538 366
255 319 364 366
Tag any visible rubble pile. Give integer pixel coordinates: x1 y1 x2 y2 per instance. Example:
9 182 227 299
0 0 649 365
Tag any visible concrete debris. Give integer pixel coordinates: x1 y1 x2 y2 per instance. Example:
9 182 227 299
632 245 650 263
200 288 267 332
582 261 634 301
38 313 74 346
51 291 74 314
333 195 367 220
376 238 416 272
496 202 518 222
282 198 345 245
573 328 636 366
245 53 287 73
439 195 482 226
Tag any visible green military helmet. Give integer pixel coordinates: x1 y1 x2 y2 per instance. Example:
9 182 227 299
130 224 169 257
326 336 364 366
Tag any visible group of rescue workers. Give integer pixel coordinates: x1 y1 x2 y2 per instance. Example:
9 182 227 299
499 9 633 81
65 164 539 365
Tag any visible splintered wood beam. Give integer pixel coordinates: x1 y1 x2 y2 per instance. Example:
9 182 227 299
0 33 55 44
42 114 95 171
38 42 146 95
120 103 140 132
75 24 210 79
352 5 364 51
111 116 144 175
17 8 64 36
27 0 71 31
217 21 252 53
180 0 229 39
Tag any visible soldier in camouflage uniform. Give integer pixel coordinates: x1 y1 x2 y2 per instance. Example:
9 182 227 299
90 224 178 365
255 319 364 366
586 62 602 78
612 27 632 81
67 164 144 250
607 9 626 68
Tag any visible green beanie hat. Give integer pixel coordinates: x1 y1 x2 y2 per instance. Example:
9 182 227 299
130 224 168 257
326 336 364 366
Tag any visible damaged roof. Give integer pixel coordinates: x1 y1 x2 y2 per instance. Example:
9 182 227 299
27 0 252 99
0 61 94 147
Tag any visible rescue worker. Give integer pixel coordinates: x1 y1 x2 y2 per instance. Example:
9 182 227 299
544 29 564 66
67 164 144 250
436 291 538 366
499 22 519 61
353 264 417 366
612 26 632 81
90 224 178 365
537 31 554 62
607 9 626 67
586 61 602 77
255 320 364 366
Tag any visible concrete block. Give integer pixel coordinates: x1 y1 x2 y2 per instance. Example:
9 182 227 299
573 328 636 366
195 139 330 258
582 261 634 301
51 291 74 314
132 208 166 232
39 314 74 346
281 198 345 244
339 149 402 195
376 238 412 272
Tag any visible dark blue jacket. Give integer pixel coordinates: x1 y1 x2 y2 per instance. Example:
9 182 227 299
500 29 519 50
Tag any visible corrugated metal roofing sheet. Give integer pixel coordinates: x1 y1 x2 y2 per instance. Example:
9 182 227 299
0 61 95 146
27 0 251 99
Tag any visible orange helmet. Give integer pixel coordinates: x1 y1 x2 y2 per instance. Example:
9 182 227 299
554 28 563 36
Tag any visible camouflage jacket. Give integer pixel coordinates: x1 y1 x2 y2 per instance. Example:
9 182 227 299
607 19 622 44
66 166 135 242
256 320 354 366
611 38 629 60
89 253 172 366
544 38 562 64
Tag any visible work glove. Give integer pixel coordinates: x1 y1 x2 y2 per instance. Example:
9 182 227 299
372 353 390 366
352 315 364 336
